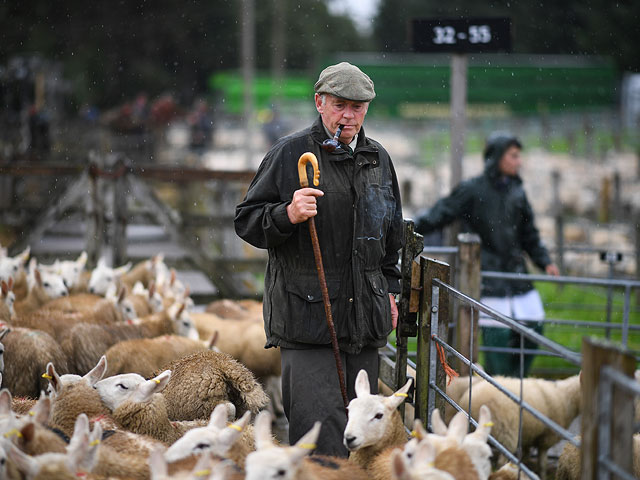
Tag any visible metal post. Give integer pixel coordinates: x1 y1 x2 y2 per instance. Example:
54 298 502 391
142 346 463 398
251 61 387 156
241 0 255 168
552 170 564 275
112 159 128 266
456 233 481 375
621 286 631 348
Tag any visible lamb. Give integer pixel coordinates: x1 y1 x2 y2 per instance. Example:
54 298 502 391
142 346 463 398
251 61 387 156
0 247 30 300
38 252 88 294
150 448 243 480
120 254 166 291
87 256 132 295
156 350 269 421
14 259 68 317
1 326 69 398
205 299 262 321
94 370 209 445
6 412 101 480
104 334 209 378
164 403 253 467
132 280 164 313
343 369 413 479
59 302 193 374
455 373 581 479
556 434 640 479
390 438 455 480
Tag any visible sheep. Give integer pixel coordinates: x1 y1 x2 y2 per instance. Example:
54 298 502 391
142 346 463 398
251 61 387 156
455 373 581 479
38 252 88 294
14 259 68 317
343 369 413 479
390 438 455 480
556 434 640 480
6 412 101 480
150 448 244 480
87 256 132 296
205 299 262 321
156 350 269 421
59 302 193 374
1 278 15 320
1 326 69 398
245 410 369 480
164 403 253 467
104 334 209 378
121 254 166 291
132 280 164 313
0 247 30 300
94 370 209 445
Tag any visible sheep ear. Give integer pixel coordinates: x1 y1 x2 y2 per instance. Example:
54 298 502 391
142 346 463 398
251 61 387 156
8 445 39 477
0 327 9 342
291 421 321 462
133 370 171 403
20 422 36 444
114 262 132 277
19 247 30 264
412 418 428 440
170 269 176 286
253 410 274 450
32 391 51 425
117 287 126 304
470 405 493 442
97 257 106 269
7 277 13 291
84 356 108 387
219 411 251 451
354 369 371 398
46 362 63 394
208 404 230 430
446 410 468 444
84 420 102 471
77 251 88 268
1 281 7 296
34 268 42 287
132 282 145 296
149 447 168 479
0 388 12 416
208 331 219 350
385 377 412 410
430 408 448 436
391 448 409 480
67 414 90 473
148 281 156 297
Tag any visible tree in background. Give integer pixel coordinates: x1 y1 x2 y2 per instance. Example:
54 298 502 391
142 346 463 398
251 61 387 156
372 0 640 72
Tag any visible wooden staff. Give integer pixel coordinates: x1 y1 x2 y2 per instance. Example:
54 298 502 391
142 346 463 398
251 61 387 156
297 151 349 411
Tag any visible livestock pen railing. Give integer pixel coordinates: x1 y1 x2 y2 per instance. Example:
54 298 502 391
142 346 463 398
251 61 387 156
379 221 639 480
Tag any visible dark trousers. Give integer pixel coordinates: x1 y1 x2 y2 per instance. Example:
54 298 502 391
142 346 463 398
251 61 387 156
281 346 379 457
481 323 543 377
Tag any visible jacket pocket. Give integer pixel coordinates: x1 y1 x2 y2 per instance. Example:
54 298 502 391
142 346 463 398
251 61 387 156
283 273 342 345
364 271 392 339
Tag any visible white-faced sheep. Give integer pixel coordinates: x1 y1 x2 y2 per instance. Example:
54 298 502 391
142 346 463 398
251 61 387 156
390 438 455 480
87 257 132 296
150 448 244 480
343 369 413 479
14 259 68 317
455 373 581 479
155 350 269 421
104 334 210 378
0 247 30 300
246 410 368 480
164 403 253 467
1 326 69 398
38 252 88 295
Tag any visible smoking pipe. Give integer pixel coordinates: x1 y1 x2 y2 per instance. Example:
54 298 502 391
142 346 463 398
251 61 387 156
321 124 344 152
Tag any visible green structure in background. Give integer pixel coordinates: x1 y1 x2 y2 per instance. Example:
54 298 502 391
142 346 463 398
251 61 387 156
209 54 617 117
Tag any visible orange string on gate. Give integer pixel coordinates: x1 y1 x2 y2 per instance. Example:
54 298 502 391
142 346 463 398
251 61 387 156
432 335 459 386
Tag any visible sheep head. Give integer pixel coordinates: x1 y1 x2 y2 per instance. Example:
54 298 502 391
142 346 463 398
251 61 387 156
50 252 87 290
245 410 321 480
28 258 68 300
0 247 29 283
343 369 412 452
164 405 250 462
391 437 454 480
94 370 170 411
88 257 131 296
46 356 107 396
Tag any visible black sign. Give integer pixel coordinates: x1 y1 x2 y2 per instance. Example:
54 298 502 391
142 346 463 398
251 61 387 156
412 18 512 53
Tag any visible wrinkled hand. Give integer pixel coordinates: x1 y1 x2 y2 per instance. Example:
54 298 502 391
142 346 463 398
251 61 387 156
286 188 324 224
545 264 560 276
390 294 398 329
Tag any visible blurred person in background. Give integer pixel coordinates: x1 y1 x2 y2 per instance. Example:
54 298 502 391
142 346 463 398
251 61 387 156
416 132 559 377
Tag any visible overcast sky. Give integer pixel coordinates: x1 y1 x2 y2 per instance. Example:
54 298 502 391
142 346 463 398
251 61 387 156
327 0 381 34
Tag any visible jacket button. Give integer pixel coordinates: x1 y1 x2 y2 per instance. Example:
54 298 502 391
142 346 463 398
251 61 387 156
307 294 314 301
349 298 353 302
372 160 377 165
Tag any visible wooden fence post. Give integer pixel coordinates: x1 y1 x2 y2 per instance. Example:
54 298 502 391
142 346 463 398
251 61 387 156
551 170 565 275
456 233 481 375
580 337 636 479
416 257 450 424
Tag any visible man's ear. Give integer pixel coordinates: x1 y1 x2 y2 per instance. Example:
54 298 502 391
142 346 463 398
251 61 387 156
315 93 324 114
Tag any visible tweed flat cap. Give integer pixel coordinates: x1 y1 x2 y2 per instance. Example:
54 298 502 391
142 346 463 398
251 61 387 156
314 62 376 102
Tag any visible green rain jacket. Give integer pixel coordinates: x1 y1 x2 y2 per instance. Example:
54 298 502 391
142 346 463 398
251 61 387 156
416 133 551 297
235 116 403 354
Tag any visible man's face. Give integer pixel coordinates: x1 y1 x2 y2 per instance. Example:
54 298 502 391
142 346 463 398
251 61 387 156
498 146 522 177
315 93 369 144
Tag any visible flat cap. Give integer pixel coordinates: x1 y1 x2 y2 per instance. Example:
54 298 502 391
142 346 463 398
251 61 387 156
314 62 376 102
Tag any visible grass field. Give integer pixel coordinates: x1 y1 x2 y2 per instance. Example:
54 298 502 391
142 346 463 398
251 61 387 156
391 281 640 377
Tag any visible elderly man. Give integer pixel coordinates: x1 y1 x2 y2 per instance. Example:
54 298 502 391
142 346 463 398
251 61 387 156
235 62 403 455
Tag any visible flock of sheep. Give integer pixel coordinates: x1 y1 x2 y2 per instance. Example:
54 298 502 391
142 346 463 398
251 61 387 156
0 246 637 479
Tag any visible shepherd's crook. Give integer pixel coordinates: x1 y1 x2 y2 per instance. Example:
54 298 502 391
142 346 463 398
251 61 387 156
297 152 349 411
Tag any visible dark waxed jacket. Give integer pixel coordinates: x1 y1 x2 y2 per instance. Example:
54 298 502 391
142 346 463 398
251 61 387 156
235 116 403 354
416 134 551 297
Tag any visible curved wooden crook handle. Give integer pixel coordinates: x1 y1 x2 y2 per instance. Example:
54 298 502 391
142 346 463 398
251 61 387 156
297 152 320 188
